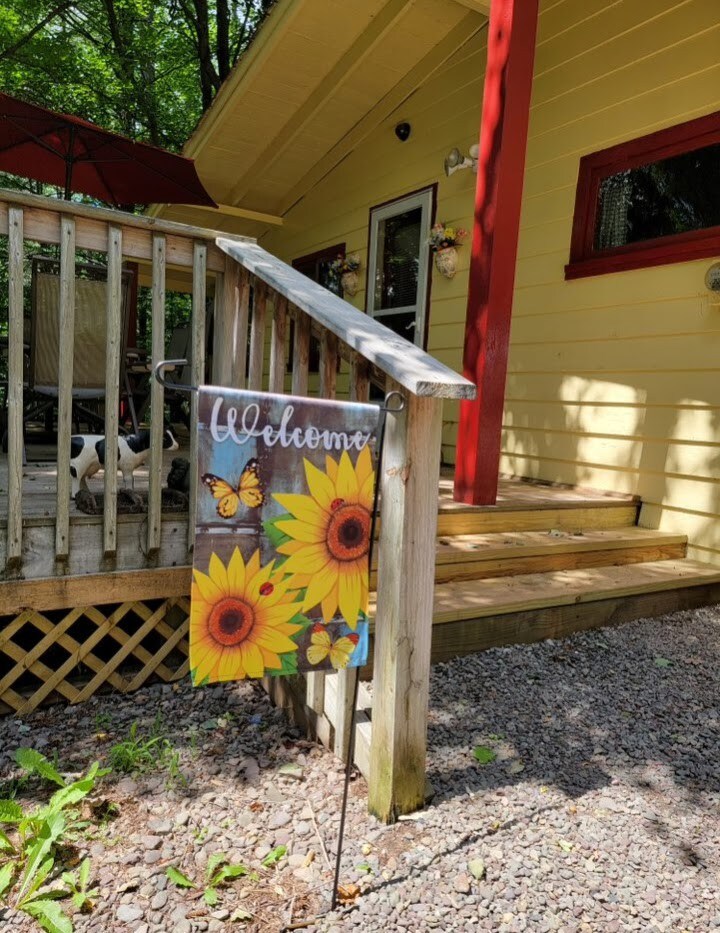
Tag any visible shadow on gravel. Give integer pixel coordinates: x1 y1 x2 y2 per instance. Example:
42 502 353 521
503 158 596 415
424 613 720 806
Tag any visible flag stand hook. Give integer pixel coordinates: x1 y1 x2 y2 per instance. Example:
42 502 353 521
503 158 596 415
153 361 405 917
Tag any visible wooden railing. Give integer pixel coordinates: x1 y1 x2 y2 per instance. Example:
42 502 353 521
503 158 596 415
215 238 475 821
0 190 475 821
0 188 248 578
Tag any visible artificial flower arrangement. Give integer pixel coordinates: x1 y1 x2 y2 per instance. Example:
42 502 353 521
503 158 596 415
329 252 362 275
330 252 362 296
427 223 467 278
427 222 467 252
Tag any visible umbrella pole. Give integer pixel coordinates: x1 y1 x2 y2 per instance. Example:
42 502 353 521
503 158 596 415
63 126 75 200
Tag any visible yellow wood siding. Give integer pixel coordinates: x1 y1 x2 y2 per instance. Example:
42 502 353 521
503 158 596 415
262 25 488 459
507 0 720 564
255 0 720 564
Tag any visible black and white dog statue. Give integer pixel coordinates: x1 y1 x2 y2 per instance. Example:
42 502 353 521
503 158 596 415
69 429 179 498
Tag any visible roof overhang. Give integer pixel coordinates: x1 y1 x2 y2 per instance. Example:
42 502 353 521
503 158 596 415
154 0 487 235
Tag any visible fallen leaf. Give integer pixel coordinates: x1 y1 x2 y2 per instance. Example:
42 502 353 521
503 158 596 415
230 908 253 923
654 656 672 668
507 759 525 774
468 858 486 880
337 882 361 904
557 839 574 853
278 762 304 780
473 746 497 765
397 812 425 822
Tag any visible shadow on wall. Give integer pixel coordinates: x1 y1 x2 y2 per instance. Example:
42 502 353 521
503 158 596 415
500 373 720 551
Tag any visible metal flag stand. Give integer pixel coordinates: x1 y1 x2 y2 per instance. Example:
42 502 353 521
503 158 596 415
152 361 405 918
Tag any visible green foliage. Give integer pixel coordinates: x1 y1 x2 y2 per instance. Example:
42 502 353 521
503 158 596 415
472 746 497 765
0 1 276 153
167 854 254 906
60 859 98 913
260 845 285 868
14 749 66 788
108 715 177 776
0 753 109 933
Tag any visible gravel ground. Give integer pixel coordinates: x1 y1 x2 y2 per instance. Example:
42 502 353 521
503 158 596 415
1 606 719 932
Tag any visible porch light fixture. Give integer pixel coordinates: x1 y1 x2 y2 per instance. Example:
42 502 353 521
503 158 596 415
444 144 479 176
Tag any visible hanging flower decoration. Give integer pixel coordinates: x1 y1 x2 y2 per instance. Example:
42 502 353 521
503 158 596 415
427 223 467 252
272 446 374 627
191 548 303 684
329 252 362 297
329 252 361 275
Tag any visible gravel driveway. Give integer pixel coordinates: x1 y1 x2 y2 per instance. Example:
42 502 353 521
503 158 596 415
1 606 718 932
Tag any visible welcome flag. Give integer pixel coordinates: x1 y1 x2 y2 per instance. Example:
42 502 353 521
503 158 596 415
190 387 381 686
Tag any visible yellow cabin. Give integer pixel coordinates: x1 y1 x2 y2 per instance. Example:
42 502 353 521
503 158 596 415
2 0 720 818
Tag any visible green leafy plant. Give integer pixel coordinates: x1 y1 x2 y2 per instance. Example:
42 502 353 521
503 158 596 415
166 854 255 907
61 859 98 913
261 845 286 868
472 745 497 765
108 716 177 776
0 751 109 933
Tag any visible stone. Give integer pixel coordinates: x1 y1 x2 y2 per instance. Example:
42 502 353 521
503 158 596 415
116 905 144 923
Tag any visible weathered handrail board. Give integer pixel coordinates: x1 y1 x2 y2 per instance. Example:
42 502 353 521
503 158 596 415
216 244 476 822
216 238 475 400
0 187 251 245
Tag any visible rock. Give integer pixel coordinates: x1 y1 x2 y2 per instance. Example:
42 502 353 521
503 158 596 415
150 891 168 910
116 905 144 923
148 819 173 835
269 811 292 829
453 874 472 895
142 835 162 850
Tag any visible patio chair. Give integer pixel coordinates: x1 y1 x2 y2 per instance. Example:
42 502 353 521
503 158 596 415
25 256 138 435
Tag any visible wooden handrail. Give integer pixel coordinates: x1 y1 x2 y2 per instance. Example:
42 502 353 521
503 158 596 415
0 187 253 244
216 238 476 400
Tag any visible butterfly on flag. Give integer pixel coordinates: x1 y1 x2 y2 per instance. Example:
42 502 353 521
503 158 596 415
201 458 265 518
306 624 360 670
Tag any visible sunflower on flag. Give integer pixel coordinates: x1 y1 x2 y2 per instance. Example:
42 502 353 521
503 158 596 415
271 446 374 628
190 548 304 684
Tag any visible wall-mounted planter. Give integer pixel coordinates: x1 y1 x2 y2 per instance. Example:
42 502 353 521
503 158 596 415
341 270 360 297
434 246 458 279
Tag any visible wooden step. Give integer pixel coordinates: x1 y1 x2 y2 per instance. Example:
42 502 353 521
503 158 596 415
432 527 687 583
436 500 639 536
365 560 720 675
430 559 720 664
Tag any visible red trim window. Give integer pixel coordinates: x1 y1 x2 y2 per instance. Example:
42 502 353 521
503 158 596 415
566 110 720 279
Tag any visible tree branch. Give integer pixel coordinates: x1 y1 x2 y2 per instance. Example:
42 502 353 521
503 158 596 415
0 0 77 61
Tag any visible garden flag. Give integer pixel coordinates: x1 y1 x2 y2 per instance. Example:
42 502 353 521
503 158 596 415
190 387 381 686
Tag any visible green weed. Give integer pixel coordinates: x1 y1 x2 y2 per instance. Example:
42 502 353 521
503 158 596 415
0 750 109 933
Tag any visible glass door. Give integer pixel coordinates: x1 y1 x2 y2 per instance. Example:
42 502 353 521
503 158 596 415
367 188 434 347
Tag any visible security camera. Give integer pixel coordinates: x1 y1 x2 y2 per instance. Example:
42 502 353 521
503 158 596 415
394 122 411 142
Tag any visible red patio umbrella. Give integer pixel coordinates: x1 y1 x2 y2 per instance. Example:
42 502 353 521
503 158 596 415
0 92 216 207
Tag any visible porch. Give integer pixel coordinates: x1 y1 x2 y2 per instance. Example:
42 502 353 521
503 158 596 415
3 188 720 823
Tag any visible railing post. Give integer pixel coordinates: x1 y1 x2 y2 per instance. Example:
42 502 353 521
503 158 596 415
368 389 444 822
6 207 24 570
55 216 76 560
147 233 166 555
188 241 207 550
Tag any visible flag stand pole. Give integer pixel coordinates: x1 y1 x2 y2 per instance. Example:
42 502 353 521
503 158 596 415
329 390 404 913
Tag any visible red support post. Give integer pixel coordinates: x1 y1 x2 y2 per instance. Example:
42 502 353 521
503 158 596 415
453 0 540 505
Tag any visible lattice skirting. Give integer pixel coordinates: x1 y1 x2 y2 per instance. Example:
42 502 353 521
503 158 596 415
0 597 190 716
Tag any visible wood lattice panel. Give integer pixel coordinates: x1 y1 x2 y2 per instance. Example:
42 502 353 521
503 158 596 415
0 597 190 716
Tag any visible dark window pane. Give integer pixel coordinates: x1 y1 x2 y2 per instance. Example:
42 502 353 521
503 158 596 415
594 143 720 250
374 207 422 310
375 311 416 339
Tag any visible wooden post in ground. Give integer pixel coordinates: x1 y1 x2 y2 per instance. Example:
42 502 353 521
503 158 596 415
368 390 443 822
